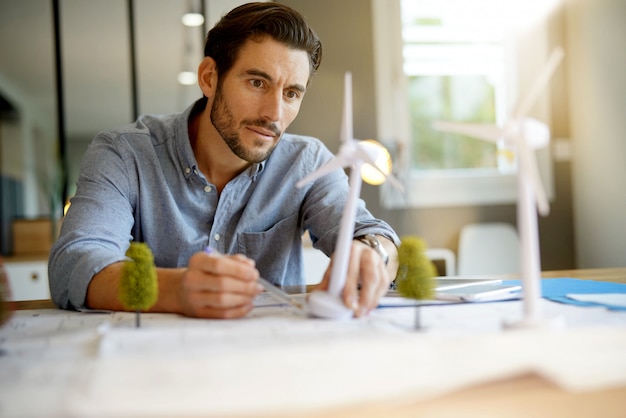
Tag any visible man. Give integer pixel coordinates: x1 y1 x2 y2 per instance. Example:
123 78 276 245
49 2 399 319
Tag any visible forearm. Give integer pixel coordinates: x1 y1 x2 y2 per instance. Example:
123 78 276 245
86 262 185 313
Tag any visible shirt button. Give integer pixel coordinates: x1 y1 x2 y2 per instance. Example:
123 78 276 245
184 167 191 174
214 234 221 242
204 185 212 193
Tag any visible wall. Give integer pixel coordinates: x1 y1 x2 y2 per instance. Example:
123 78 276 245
280 0 577 270
566 0 626 268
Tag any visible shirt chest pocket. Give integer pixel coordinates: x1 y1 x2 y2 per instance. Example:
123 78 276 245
236 214 302 285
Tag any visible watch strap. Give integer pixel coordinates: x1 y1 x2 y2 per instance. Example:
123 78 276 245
355 234 389 265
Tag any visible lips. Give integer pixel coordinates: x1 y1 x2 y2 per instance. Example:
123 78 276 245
248 126 276 139
246 122 282 142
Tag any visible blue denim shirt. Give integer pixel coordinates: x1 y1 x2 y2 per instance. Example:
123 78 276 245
49 101 399 310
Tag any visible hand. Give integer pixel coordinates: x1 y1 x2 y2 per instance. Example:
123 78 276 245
179 251 263 319
316 240 394 317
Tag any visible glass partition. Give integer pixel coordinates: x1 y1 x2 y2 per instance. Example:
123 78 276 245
0 0 57 255
0 0 247 256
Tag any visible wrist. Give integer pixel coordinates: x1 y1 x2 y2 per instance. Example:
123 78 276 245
355 234 389 266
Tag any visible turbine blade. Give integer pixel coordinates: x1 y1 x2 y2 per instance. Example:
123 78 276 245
433 121 503 143
513 47 565 120
384 172 405 192
296 157 349 188
340 72 353 144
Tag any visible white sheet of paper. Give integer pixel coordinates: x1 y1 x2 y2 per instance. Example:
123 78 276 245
2 300 626 418
68 322 626 417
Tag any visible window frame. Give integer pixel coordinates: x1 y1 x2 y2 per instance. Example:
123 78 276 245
371 0 554 209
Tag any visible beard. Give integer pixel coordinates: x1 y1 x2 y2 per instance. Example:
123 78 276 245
210 83 283 163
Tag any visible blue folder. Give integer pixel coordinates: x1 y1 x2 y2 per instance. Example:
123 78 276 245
505 278 626 311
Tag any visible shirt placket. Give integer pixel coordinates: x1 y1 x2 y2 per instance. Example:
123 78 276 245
209 175 250 254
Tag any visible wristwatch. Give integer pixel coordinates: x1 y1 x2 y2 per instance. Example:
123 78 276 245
355 234 389 266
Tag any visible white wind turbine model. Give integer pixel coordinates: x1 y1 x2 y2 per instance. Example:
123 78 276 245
434 47 565 329
297 72 403 319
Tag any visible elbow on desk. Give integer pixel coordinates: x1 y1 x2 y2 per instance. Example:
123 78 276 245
48 245 114 311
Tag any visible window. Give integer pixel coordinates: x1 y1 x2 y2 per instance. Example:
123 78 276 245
373 0 556 209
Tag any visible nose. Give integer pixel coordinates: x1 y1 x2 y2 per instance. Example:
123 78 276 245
261 90 283 122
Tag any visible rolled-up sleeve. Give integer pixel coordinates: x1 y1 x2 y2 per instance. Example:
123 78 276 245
48 134 135 310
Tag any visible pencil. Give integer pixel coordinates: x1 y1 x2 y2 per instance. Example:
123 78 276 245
256 276 305 310
204 246 304 311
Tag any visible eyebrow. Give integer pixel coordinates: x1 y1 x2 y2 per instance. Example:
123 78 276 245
245 69 306 94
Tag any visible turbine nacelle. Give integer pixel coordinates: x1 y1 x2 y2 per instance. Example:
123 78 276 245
504 118 550 150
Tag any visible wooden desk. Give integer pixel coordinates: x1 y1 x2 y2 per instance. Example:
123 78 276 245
3 268 626 417
541 267 626 283
466 267 626 283
13 299 57 310
292 373 626 418
295 267 626 418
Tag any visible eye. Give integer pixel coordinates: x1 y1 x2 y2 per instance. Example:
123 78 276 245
284 89 301 100
249 79 265 89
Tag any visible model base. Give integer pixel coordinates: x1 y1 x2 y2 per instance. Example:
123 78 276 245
307 290 354 319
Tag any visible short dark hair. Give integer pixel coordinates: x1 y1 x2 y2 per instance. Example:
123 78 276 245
204 2 322 82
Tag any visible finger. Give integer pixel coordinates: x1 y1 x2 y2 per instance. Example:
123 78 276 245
345 243 388 316
189 252 259 282
209 254 258 280
341 244 364 315
188 289 257 310
181 279 260 318
190 300 255 319
229 253 257 266
183 268 263 295
357 262 388 315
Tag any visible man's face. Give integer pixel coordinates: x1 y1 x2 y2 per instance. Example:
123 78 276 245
209 37 310 163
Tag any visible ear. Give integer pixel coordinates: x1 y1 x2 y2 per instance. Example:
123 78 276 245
198 56 218 97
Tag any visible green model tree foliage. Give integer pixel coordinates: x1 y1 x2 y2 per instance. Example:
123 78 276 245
119 242 158 327
395 236 436 300
394 236 436 330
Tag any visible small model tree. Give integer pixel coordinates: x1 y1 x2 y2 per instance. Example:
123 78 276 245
394 236 436 330
119 242 158 328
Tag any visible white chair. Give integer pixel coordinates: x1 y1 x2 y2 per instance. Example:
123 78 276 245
425 248 456 276
457 223 521 276
303 243 457 280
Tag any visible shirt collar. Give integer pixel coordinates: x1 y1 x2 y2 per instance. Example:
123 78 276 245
177 100 201 180
248 161 265 180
